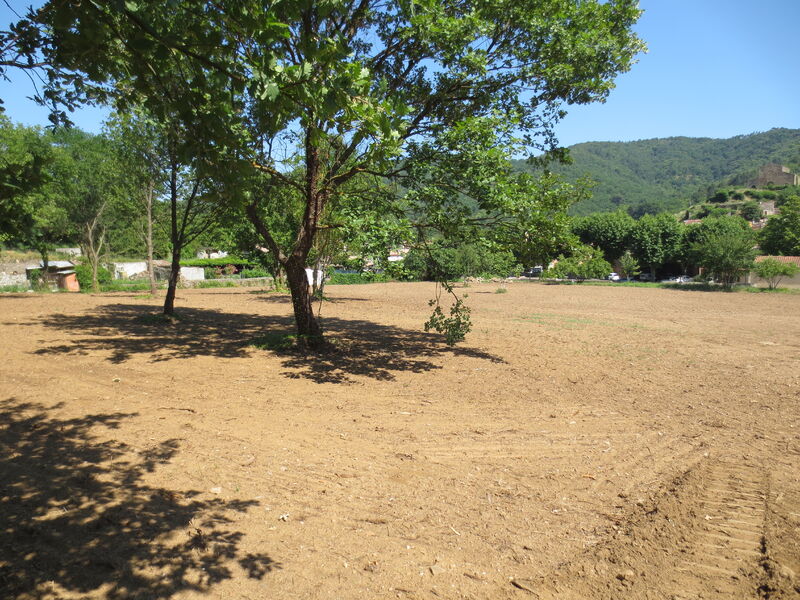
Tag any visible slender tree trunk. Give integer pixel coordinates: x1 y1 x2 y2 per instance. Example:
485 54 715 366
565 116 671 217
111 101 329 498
83 203 107 293
145 183 157 296
90 247 99 292
164 162 180 316
163 247 181 315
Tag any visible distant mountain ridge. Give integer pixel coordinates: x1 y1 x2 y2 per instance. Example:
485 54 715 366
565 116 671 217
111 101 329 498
513 128 800 216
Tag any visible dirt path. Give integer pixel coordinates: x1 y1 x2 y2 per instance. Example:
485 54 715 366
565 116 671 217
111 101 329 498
1 281 798 599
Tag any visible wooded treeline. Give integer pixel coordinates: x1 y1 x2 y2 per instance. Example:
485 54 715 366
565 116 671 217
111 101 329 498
514 128 800 216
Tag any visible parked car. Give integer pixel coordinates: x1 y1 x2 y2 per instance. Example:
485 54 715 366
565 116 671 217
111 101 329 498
607 272 620 282
522 266 543 278
661 275 692 283
638 273 655 282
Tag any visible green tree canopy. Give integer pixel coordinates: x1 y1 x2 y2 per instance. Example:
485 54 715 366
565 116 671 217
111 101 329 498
571 210 635 262
692 229 757 289
760 196 800 256
628 213 682 279
0 116 53 244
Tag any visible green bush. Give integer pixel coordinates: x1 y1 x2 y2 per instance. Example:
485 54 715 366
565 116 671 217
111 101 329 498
402 242 517 281
194 280 237 288
239 268 270 279
74 264 113 290
753 258 799 290
98 280 152 292
180 256 257 268
328 271 391 285
544 244 612 281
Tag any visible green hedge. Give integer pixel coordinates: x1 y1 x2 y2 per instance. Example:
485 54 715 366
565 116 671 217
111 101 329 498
328 271 391 285
240 268 271 279
180 256 257 268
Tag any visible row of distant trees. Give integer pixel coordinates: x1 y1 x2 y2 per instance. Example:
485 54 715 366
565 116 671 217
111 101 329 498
0 114 234 311
4 111 798 295
565 206 800 286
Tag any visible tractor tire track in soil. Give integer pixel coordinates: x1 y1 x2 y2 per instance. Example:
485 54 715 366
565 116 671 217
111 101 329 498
534 457 777 600
668 460 767 599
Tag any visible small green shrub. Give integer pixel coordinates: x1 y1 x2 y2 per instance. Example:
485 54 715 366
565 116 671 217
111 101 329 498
239 268 270 279
194 280 237 288
98 281 152 292
251 332 299 352
74 264 113 290
0 284 30 293
180 256 257 268
328 271 391 285
753 257 799 290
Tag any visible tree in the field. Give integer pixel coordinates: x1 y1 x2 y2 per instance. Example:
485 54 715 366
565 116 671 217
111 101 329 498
628 213 682 279
684 216 756 287
691 229 756 289
506 173 588 270
739 200 762 222
46 128 128 292
544 243 612 281
106 113 168 296
752 257 799 290
161 137 228 316
33 0 643 345
618 250 640 281
0 117 52 245
572 210 636 262
760 196 800 256
108 110 227 313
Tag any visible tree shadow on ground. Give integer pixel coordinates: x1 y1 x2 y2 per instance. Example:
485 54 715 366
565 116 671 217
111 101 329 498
23 304 503 383
0 398 278 600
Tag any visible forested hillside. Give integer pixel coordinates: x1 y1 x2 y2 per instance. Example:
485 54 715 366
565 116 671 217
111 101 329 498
514 128 800 216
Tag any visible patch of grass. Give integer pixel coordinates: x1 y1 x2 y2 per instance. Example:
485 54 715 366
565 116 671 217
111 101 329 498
742 286 800 295
495 287 508 294
328 272 391 285
194 280 237 289
251 331 340 353
515 311 648 331
97 281 153 293
251 332 304 352
0 284 30 293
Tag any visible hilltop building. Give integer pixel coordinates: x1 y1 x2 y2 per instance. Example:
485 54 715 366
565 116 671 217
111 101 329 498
755 164 799 188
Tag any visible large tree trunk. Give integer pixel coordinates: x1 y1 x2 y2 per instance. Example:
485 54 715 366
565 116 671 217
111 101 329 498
284 256 322 344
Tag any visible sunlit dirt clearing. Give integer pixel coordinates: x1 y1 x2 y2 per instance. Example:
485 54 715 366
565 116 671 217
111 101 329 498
1 281 799 599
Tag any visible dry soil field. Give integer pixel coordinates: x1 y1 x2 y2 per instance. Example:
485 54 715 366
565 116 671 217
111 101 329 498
1 281 799 600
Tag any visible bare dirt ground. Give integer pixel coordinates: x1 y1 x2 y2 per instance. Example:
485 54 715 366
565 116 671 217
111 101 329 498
1 281 799 600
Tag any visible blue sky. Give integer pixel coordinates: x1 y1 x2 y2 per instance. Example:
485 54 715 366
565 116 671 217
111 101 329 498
1 0 798 147
555 0 800 146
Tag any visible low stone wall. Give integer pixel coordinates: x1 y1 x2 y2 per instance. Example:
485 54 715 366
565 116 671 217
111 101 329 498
0 272 29 287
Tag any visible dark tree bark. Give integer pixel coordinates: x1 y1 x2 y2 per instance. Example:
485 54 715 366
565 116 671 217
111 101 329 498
163 158 182 316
